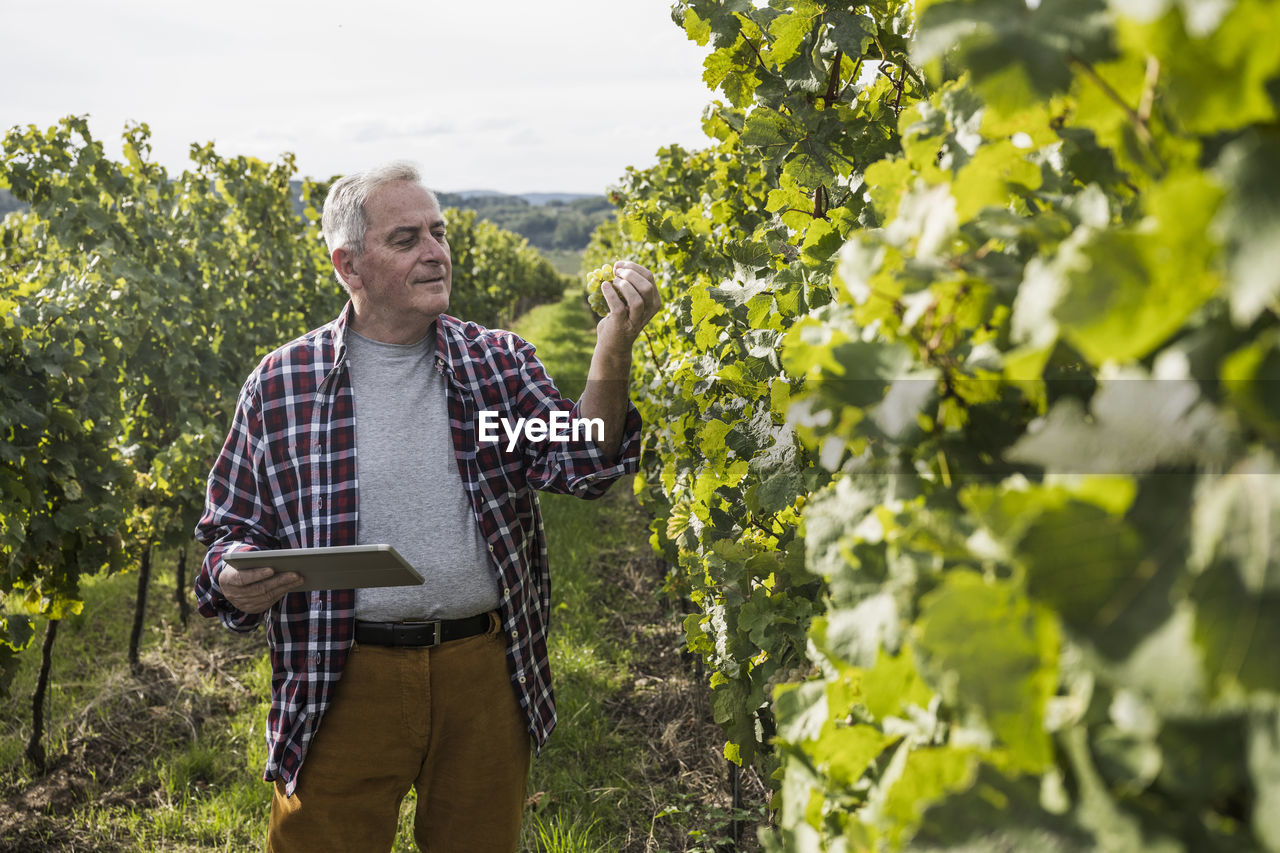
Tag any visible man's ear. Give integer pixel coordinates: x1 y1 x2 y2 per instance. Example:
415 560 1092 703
332 247 361 291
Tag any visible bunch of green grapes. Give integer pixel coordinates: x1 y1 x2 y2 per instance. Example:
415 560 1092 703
584 262 614 317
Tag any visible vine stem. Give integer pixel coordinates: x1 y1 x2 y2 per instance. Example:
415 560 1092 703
1138 55 1160 124
821 49 844 105
812 185 829 220
1068 53 1165 174
839 57 865 101
746 33 769 72
643 329 667 372
25 618 59 774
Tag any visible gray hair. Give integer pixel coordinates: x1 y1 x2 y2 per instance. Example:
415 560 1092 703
321 161 440 257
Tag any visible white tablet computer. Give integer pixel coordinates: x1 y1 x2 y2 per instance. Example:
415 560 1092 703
221 545 424 591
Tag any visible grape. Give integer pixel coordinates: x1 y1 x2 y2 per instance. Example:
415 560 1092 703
583 261 616 318
588 289 608 316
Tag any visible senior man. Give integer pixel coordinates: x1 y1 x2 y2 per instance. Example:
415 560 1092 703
194 161 659 852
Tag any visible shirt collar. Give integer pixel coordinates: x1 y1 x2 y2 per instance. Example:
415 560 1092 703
332 302 463 385
332 300 354 366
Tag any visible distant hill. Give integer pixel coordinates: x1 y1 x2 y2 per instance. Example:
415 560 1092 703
0 184 612 253
0 187 23 217
435 191 613 251
454 190 601 207
287 184 612 252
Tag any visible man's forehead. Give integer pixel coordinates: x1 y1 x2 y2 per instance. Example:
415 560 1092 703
366 181 445 229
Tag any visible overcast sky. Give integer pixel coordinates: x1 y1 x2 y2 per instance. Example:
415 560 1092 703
3 0 719 194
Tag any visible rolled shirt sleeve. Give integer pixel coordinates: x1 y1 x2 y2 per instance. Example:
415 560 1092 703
506 336 642 498
193 376 278 632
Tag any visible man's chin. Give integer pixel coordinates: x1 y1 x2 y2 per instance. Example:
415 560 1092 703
419 293 449 318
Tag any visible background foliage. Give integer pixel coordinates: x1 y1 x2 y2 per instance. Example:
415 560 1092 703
588 0 1280 847
436 191 614 252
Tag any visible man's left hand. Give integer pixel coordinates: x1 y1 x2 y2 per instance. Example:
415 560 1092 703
597 261 661 349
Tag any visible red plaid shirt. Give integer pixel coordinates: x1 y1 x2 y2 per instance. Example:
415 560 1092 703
194 303 640 796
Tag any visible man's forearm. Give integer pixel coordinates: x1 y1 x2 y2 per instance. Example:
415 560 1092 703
576 259 660 463
578 336 633 463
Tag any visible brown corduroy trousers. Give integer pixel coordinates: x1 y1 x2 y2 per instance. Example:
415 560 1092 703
266 622 531 852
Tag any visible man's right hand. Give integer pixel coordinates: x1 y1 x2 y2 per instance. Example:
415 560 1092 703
219 564 304 614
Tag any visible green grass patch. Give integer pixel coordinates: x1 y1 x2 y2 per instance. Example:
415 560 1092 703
511 287 599 403
539 248 585 278
0 561 275 851
505 287 648 851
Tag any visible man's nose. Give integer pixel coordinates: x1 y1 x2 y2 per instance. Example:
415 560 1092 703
419 235 447 262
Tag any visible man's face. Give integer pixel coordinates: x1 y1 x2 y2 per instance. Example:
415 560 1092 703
340 180 452 343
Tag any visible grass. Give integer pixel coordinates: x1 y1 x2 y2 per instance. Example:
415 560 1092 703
0 289 764 852
502 292 769 851
529 813 609 853
494 284 660 851
538 248 585 278
0 568 277 851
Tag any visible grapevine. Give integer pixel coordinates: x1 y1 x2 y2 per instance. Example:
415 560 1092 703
594 0 1280 848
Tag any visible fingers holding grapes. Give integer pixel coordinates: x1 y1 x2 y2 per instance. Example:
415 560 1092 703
585 262 613 317
584 260 661 342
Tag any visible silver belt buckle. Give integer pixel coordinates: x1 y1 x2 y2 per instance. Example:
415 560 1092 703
398 620 442 647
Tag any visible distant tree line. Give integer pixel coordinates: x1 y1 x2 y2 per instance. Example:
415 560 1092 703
436 192 614 252
0 187 22 216
2 182 612 252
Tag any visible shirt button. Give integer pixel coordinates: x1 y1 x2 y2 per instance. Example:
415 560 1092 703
310 653 322 667
488 544 494 552
503 588 511 598
511 630 518 639
518 675 526 684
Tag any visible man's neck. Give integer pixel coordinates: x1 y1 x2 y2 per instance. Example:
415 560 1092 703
349 305 439 346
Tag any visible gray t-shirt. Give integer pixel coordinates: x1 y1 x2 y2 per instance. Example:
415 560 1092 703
346 327 500 621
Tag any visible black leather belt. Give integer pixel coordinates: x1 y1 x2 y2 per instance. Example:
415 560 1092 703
355 612 493 648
